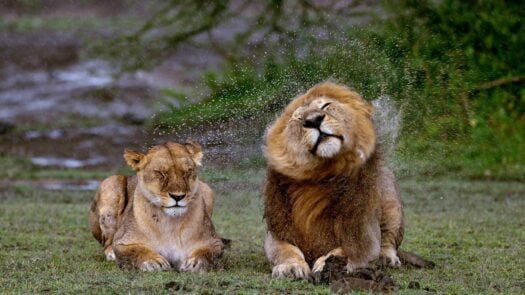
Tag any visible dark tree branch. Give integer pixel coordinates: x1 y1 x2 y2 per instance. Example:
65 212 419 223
97 0 375 72
476 76 525 91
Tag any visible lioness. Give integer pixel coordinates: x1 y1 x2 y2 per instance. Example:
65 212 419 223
263 82 406 280
89 141 224 272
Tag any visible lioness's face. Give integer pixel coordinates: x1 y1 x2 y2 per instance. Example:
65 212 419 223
287 96 352 158
124 142 203 217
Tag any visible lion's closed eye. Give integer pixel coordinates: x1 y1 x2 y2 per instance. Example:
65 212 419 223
320 102 331 110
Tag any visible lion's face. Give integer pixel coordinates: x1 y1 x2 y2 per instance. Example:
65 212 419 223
288 97 349 159
124 142 203 217
265 82 376 180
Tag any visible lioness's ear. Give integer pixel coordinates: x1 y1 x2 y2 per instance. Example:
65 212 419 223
123 149 145 171
184 140 203 166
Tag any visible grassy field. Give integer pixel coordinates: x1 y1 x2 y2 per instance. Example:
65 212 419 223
1 166 524 294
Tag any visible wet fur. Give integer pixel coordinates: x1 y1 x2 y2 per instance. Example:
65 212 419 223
263 82 404 279
89 142 224 272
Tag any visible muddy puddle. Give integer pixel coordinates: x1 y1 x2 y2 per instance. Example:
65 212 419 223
0 59 156 125
31 156 106 168
0 179 100 191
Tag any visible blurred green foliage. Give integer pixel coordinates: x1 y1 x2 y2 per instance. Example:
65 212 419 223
379 0 525 178
155 0 524 179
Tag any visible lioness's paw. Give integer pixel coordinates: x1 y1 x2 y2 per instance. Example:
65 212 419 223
272 262 312 281
180 257 209 273
379 248 401 268
104 246 116 261
139 256 171 272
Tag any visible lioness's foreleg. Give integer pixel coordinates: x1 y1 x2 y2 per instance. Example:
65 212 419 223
113 244 170 271
180 238 224 272
89 175 127 261
264 231 312 280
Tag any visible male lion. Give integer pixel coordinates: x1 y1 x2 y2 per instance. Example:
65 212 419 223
263 82 405 280
89 141 224 272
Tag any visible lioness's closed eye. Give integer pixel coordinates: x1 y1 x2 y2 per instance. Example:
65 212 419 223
89 141 224 272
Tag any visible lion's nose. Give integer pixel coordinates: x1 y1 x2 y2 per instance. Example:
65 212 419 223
169 193 186 202
303 114 325 129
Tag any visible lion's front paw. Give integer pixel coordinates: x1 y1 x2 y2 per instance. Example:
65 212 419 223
104 246 116 261
312 254 332 273
379 247 401 268
180 257 210 273
138 256 171 272
272 261 312 281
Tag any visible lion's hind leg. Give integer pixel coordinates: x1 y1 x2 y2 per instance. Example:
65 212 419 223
264 232 312 281
89 175 127 261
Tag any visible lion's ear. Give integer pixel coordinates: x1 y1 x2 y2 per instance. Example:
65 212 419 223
123 149 145 171
184 140 203 166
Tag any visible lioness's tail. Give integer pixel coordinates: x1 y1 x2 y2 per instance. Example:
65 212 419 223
398 250 435 269
372 96 401 158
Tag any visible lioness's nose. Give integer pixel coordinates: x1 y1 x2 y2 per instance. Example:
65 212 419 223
303 114 325 129
169 193 186 202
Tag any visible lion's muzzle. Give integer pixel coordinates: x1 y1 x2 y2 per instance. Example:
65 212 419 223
302 112 343 157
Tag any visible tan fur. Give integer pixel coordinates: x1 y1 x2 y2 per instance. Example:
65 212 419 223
263 82 404 279
89 141 224 272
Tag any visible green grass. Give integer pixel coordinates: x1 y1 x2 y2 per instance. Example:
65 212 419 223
1 167 524 294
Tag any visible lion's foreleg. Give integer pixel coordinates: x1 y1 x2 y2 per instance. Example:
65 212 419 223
264 231 312 280
312 247 345 273
379 196 404 267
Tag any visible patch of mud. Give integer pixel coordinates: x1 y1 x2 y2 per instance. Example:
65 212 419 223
314 256 399 293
